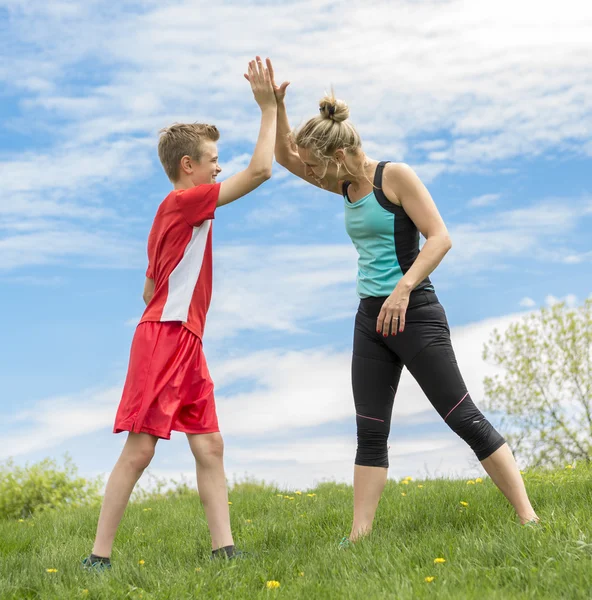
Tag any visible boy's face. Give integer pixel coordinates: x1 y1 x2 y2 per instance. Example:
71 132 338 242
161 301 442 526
187 140 222 185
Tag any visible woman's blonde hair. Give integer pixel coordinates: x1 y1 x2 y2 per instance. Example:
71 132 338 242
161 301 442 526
293 91 363 180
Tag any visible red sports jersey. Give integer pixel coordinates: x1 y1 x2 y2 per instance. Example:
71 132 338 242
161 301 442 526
140 183 220 339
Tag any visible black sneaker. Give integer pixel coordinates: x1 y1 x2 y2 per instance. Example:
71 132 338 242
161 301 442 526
81 555 112 572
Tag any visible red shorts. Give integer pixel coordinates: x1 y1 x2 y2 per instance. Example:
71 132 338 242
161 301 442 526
114 321 219 439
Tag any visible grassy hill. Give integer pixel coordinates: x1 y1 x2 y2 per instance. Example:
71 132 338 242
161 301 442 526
1 464 591 599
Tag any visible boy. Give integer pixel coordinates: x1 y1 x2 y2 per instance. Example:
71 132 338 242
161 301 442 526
83 57 276 569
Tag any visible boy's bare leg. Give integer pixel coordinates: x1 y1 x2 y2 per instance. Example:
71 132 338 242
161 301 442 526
92 432 158 557
187 432 234 550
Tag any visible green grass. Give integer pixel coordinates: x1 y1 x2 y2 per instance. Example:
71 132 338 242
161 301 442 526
1 465 592 599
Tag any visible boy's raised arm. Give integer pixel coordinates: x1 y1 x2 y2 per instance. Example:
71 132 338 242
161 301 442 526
217 57 277 207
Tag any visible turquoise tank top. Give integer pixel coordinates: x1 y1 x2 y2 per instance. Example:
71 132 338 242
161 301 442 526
343 161 434 299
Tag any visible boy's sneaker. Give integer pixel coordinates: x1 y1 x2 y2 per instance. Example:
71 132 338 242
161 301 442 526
81 555 112 572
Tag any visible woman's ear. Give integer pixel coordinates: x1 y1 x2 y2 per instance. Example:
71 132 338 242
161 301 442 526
334 149 346 163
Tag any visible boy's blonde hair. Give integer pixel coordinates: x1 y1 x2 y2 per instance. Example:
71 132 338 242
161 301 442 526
158 123 220 182
293 92 362 177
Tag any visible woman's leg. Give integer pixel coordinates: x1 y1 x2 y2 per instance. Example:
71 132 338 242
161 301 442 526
480 444 538 523
349 311 403 541
92 432 158 557
404 333 538 524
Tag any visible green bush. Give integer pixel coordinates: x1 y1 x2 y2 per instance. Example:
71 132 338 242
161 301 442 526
0 455 102 520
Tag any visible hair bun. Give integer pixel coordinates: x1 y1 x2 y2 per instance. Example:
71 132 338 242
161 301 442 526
319 94 349 123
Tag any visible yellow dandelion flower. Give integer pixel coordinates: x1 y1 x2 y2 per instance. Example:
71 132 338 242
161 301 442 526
475 478 483 483
405 476 413 481
143 508 152 512
401 493 407 496
18 519 25 523
288 497 295 501
195 567 202 572
228 501 233 505
307 493 317 497
460 501 469 507
300 513 306 517
284 495 291 499
46 568 58 573
81 591 89 596
138 559 145 566
417 485 424 489
276 494 283 497
246 519 253 523
466 480 476 485
266 580 281 589
299 572 304 577
434 558 446 564
295 491 302 495
401 480 410 485
566 464 574 470
425 576 435 583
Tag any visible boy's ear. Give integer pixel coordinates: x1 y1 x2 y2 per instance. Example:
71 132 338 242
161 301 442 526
180 155 193 175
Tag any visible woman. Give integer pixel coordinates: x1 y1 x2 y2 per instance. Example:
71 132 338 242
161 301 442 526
246 58 539 543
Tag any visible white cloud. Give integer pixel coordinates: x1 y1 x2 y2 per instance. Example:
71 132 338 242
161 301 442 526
206 244 359 339
0 139 153 199
563 250 592 264
1 0 590 205
219 153 251 179
0 227 144 270
1 1 590 274
520 297 536 308
443 198 592 274
0 386 119 461
241 201 302 228
468 194 501 208
545 294 578 308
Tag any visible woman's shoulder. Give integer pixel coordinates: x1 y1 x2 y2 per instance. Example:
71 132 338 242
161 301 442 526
383 162 416 180
382 162 423 206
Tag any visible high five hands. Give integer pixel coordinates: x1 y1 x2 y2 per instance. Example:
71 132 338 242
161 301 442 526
244 57 290 103
244 56 277 109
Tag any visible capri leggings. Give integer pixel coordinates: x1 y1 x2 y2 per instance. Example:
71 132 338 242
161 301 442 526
352 289 506 468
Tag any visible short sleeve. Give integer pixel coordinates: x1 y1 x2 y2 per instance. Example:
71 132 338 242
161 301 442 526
146 264 154 278
175 184 220 227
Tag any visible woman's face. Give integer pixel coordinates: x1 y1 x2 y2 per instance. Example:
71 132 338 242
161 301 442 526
297 147 339 186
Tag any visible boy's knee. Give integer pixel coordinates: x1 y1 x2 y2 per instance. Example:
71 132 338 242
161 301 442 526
192 433 224 463
123 444 155 472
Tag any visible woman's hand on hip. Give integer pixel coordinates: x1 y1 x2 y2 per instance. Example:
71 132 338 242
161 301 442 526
377 283 411 337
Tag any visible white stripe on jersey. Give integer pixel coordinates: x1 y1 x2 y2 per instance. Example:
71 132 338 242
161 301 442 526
161 220 211 323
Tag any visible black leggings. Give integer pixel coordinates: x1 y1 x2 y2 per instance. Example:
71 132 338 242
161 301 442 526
352 290 505 468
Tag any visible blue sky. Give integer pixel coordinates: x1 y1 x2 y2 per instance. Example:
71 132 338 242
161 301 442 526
1 0 591 489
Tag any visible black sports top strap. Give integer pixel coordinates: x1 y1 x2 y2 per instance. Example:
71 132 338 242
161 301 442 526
373 161 391 206
342 180 352 198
